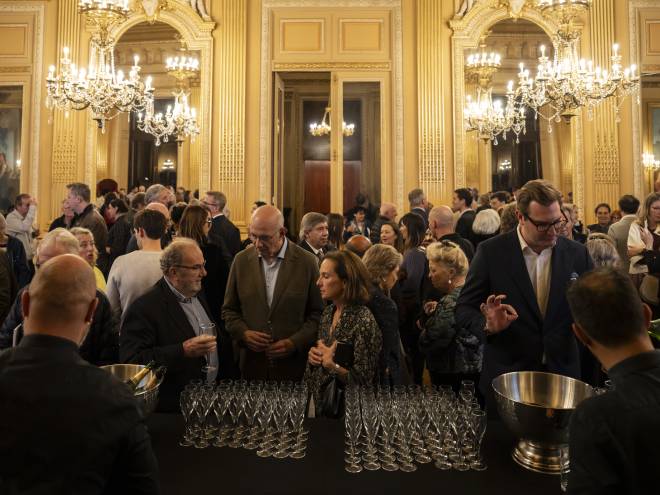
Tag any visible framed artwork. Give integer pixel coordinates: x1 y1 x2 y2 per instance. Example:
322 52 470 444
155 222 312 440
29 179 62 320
0 85 23 214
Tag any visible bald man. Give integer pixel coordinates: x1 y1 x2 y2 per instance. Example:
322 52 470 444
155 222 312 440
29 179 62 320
0 228 118 365
428 205 475 262
223 205 323 380
0 255 159 494
370 202 398 245
345 234 372 258
124 199 174 254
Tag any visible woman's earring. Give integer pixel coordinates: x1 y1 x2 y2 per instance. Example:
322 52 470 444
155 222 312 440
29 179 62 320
448 279 452 285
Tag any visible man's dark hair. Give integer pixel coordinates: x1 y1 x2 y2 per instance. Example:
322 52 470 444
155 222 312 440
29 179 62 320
517 180 562 217
130 192 146 210
567 267 646 347
66 182 91 203
490 191 509 204
454 188 473 207
14 194 30 208
594 203 611 215
618 194 640 215
109 198 128 214
133 209 167 240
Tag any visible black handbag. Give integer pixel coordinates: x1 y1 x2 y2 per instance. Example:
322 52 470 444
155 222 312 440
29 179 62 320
317 375 345 419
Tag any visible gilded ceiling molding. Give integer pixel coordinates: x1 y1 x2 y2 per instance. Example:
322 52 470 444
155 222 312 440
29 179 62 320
260 0 404 210
0 66 32 73
0 2 43 202
106 2 215 191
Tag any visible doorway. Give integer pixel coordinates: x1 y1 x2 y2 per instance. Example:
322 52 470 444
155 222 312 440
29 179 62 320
273 72 385 237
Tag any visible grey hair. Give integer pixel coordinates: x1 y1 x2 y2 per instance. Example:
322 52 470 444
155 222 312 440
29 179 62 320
145 184 167 204
206 191 227 210
299 212 327 239
362 244 403 287
160 238 199 275
36 228 80 261
408 188 425 207
472 209 501 235
586 237 620 268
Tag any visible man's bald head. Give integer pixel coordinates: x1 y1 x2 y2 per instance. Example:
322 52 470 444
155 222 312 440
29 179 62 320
252 205 284 230
428 205 455 237
146 201 170 220
380 202 398 221
250 205 285 261
23 254 98 345
345 235 372 258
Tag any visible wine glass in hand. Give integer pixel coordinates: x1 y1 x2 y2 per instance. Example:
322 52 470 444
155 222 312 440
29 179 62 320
199 323 217 373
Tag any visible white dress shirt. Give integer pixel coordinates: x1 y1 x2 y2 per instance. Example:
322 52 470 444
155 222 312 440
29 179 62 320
260 238 288 307
517 226 553 316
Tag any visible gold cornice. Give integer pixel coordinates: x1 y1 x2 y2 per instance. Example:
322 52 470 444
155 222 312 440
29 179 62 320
272 62 391 71
0 66 31 73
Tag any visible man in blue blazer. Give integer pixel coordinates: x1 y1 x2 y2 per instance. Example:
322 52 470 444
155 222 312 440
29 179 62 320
455 180 594 408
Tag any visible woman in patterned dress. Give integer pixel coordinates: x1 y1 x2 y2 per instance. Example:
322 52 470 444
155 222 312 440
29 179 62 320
305 250 382 416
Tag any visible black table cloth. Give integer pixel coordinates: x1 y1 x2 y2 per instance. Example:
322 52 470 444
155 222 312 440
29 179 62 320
147 414 559 495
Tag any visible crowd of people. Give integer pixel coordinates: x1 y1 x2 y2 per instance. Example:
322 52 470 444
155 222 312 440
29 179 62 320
0 179 659 493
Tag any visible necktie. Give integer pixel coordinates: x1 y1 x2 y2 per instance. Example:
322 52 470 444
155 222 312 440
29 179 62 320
317 249 324 264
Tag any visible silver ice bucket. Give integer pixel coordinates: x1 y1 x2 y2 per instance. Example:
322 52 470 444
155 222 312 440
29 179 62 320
102 364 164 416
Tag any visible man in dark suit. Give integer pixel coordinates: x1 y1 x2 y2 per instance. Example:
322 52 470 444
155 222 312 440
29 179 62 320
121 238 233 412
204 190 241 257
455 180 594 408
298 212 332 264
0 254 159 494
428 205 474 262
452 187 477 241
67 182 109 273
408 188 429 228
223 205 323 381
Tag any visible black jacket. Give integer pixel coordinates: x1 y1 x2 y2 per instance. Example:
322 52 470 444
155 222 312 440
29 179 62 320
455 230 594 404
0 254 17 326
120 278 236 411
107 214 132 267
0 334 159 494
209 215 241 258
3 235 30 288
0 287 118 365
367 287 404 386
438 232 475 263
200 239 231 325
455 210 476 242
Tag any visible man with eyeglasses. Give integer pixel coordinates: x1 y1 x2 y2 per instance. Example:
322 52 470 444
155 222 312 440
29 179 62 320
223 205 324 381
456 180 594 411
121 238 226 411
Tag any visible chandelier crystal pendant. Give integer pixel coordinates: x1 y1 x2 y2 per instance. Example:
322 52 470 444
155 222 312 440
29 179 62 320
643 153 660 171
137 39 201 146
45 0 154 131
513 0 640 128
309 106 356 137
464 83 527 145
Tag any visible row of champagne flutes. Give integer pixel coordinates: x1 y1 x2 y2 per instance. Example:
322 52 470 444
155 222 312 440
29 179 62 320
179 379 309 458
344 381 487 473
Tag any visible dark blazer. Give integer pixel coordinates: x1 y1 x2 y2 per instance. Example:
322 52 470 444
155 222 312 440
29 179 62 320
107 214 132 267
223 242 323 381
0 334 159 494
3 235 30 288
200 239 231 325
120 277 235 411
455 210 476 242
439 232 475 263
411 207 429 229
455 230 594 403
0 253 17 326
298 239 336 259
367 287 404 386
0 287 118 366
75 204 109 273
209 214 241 257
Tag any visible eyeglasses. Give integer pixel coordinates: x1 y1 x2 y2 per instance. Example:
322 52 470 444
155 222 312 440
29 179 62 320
524 215 566 233
250 233 278 243
174 261 207 272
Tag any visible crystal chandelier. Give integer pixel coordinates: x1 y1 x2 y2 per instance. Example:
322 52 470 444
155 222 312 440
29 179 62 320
465 34 502 89
643 153 660 171
137 41 200 146
309 106 356 137
464 83 527 144
513 0 640 127
498 159 512 172
45 0 154 131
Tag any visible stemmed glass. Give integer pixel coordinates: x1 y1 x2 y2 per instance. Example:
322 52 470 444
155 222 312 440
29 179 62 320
193 386 215 448
228 385 246 448
212 385 232 447
179 389 196 447
469 408 487 470
199 323 217 375
256 394 275 458
272 395 291 458
288 390 307 459
379 401 399 471
345 399 363 473
361 399 381 471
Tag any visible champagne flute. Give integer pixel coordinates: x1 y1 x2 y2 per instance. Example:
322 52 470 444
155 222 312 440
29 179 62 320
199 322 217 374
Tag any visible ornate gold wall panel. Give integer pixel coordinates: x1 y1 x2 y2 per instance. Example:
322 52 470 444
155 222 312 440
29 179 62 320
215 0 246 224
417 0 446 202
584 0 620 215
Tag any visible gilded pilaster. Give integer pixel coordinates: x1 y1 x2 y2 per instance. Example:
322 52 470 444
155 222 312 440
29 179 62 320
49 0 86 213
417 0 446 203
187 84 202 194
214 0 246 223
585 0 620 215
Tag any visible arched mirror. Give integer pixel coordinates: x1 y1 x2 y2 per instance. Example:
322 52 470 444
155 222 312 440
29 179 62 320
105 21 201 191
463 18 574 198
